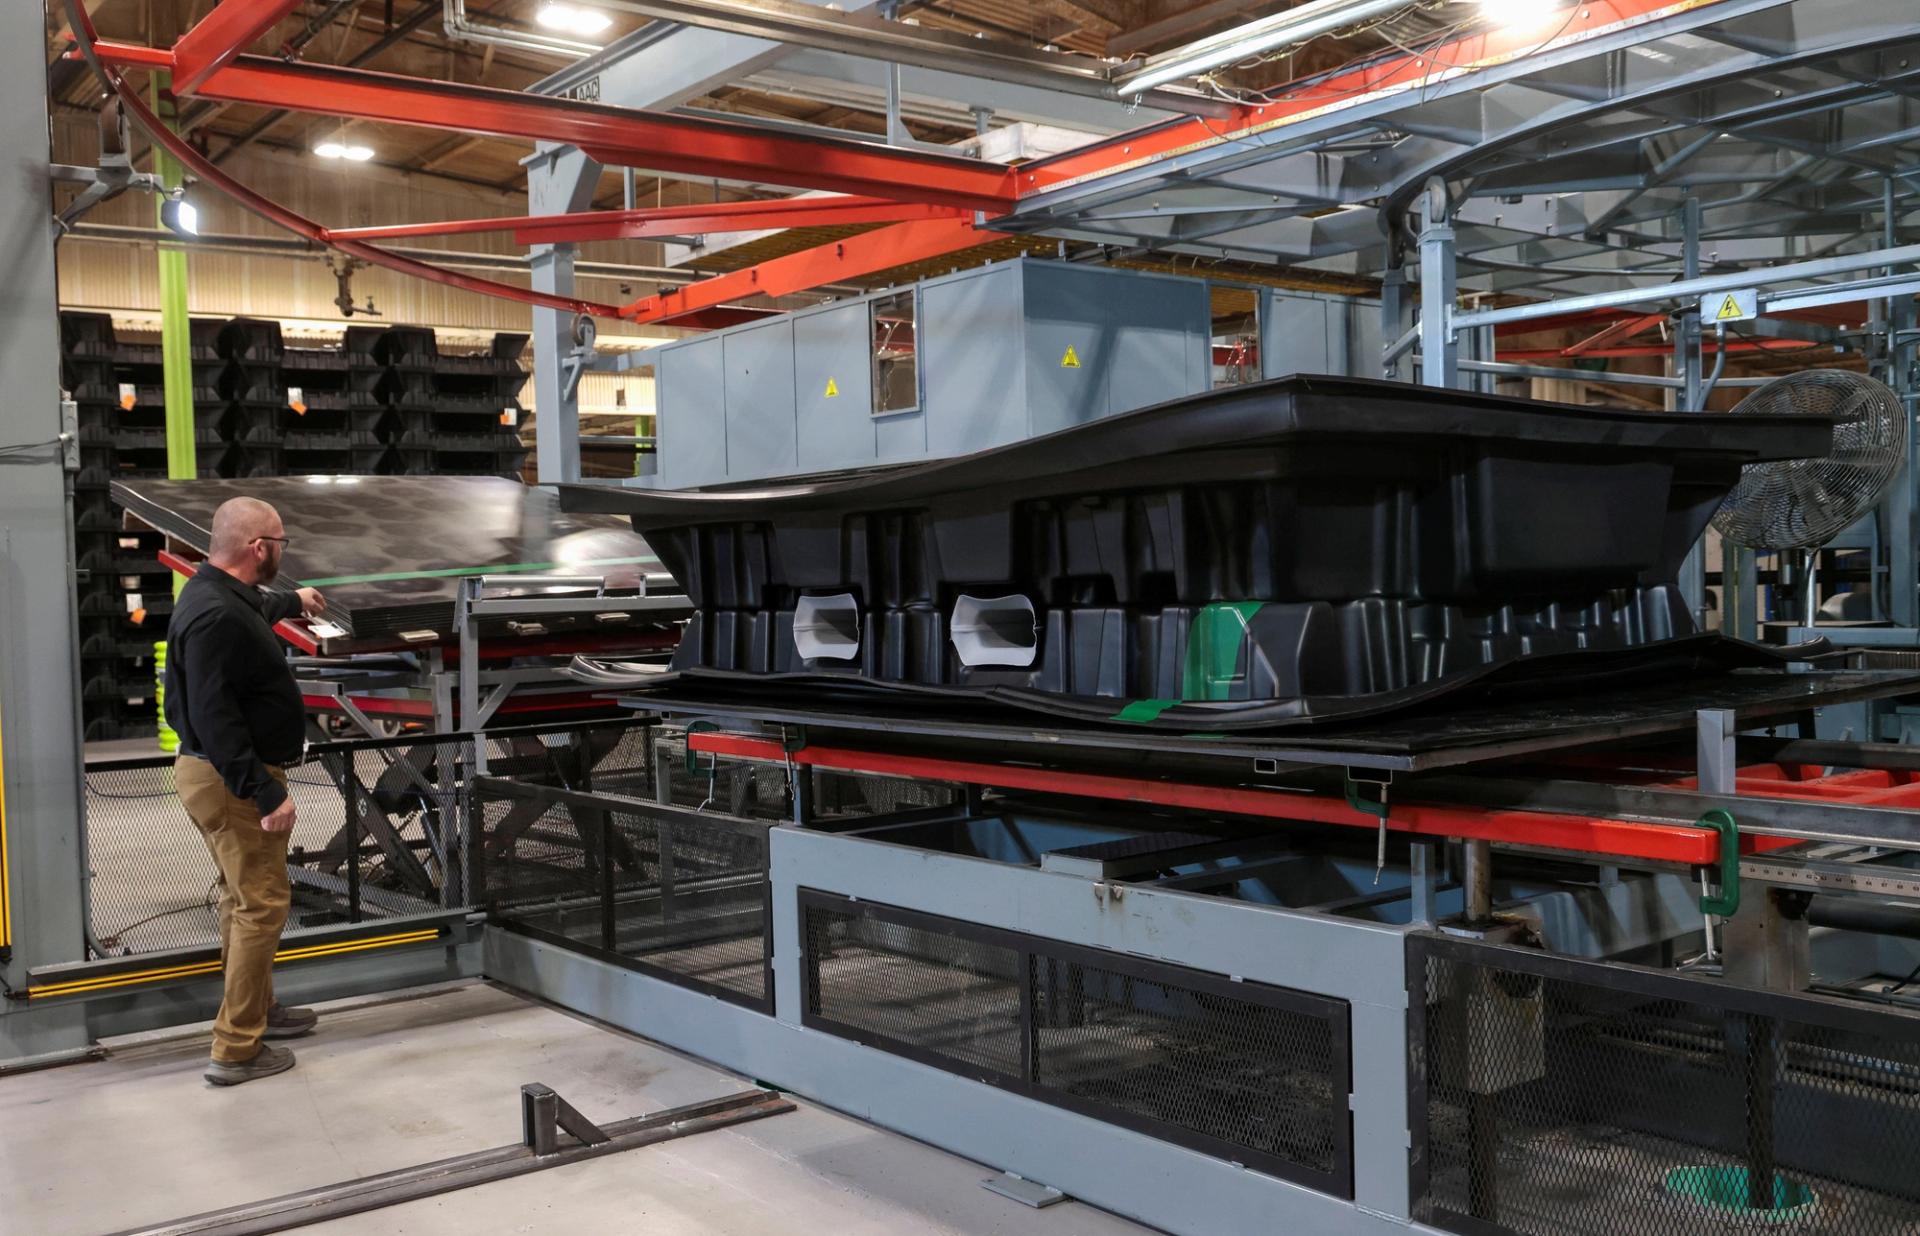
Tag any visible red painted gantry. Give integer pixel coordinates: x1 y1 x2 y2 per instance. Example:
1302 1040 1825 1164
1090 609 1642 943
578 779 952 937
67 0 1716 328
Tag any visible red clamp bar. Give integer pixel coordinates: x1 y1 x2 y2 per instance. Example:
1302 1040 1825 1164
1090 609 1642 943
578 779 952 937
690 732 1731 866
159 549 320 654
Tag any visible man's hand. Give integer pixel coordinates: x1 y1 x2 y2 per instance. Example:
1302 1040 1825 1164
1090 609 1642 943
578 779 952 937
261 798 297 834
295 587 326 618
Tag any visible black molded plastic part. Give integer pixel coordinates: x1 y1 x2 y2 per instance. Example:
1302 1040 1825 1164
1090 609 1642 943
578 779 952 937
563 375 1832 727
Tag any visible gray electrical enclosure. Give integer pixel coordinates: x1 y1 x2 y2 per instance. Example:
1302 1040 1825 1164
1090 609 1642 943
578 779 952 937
645 258 1376 489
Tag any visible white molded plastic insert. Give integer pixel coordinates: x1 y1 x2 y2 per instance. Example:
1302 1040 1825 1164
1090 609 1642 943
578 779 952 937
950 594 1038 668
793 592 861 661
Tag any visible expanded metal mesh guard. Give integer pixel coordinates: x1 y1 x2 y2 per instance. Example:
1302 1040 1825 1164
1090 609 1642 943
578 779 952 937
1411 934 1920 1236
801 891 1353 1195
472 776 773 1010
84 739 455 955
82 720 653 958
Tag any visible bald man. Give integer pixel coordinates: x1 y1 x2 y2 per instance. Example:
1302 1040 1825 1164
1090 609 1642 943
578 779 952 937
166 497 327 1086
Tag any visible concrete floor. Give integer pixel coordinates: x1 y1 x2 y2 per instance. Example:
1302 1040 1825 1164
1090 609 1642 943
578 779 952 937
0 981 1159 1236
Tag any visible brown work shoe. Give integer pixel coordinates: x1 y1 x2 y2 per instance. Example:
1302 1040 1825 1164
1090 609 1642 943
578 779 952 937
263 1001 318 1039
204 1044 296 1086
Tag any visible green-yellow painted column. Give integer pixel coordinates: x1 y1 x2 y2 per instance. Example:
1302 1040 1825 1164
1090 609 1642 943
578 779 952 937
152 72 195 482
152 74 194 751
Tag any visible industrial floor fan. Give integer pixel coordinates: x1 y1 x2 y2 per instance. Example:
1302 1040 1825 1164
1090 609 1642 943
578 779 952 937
1709 370 1908 625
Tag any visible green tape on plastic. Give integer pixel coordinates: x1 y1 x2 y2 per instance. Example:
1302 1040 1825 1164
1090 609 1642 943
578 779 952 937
299 555 661 588
1181 601 1264 702
1111 699 1180 723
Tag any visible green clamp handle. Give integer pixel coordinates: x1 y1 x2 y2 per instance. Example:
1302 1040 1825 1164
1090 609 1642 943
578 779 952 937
782 724 808 755
1344 776 1390 821
1697 808 1741 918
684 719 720 774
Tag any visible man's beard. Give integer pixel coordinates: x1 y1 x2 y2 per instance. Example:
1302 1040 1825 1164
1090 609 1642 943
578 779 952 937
260 545 281 584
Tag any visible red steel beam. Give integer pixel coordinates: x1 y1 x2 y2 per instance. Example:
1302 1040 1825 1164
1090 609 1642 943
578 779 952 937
329 196 967 247
1020 0 1711 197
170 0 302 95
622 215 1001 323
1563 312 1666 357
690 733 1733 865
99 51 1021 214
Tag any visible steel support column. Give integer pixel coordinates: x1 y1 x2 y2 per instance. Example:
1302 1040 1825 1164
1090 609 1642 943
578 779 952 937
0 0 88 1059
1677 198 1706 627
528 147 599 486
1417 181 1457 389
1380 260 1409 382
1880 176 1918 628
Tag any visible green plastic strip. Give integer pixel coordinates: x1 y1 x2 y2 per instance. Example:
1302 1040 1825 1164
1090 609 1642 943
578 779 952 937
1180 601 1264 702
1110 699 1180 723
299 555 661 588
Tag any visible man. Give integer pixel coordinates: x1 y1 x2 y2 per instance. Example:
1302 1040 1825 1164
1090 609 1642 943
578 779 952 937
166 496 328 1086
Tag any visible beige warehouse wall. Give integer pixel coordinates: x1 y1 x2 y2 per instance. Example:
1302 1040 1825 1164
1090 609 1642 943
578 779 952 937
51 112 684 342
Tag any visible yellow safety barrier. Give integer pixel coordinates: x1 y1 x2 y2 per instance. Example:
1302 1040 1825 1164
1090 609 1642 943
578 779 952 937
26 928 443 999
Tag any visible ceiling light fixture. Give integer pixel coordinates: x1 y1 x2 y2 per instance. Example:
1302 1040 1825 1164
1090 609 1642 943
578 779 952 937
1115 0 1414 97
535 3 613 36
160 195 198 239
1468 0 1572 31
314 141 376 162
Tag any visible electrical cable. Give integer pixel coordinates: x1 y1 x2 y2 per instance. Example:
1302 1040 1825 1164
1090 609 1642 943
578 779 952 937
96 878 218 947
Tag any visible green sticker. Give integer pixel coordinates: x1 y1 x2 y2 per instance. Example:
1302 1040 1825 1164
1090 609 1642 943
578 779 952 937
1111 698 1179 723
1180 601 1264 701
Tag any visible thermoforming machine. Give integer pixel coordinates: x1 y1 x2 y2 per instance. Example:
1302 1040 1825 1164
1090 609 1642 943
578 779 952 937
481 376 1920 1236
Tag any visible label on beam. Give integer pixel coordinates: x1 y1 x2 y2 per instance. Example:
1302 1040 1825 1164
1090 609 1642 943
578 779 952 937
1061 345 1081 369
824 377 840 398
1704 288 1758 323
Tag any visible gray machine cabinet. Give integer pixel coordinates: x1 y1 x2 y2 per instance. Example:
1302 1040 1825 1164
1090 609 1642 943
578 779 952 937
722 320 800 483
792 301 878 474
646 258 1231 488
656 333 727 488
1261 288 1384 379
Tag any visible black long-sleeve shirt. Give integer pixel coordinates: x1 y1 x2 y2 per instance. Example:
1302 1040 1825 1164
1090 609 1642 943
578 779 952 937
163 564 306 812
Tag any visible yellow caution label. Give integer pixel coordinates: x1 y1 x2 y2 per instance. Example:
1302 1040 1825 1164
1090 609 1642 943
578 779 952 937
1715 295 1744 321
1060 345 1081 369
824 377 840 397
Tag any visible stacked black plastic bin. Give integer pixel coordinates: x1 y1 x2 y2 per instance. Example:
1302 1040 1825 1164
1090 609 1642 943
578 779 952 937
219 318 356 477
433 331 529 478
344 325 424 475
59 312 222 740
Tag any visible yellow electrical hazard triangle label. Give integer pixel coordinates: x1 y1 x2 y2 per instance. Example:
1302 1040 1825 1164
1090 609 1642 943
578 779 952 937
824 377 840 397
1715 295 1744 321
1061 345 1081 369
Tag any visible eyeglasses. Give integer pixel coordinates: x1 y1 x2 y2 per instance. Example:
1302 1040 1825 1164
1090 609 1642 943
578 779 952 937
253 536 291 549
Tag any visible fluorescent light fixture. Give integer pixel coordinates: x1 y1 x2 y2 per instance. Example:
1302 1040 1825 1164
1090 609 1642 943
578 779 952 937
535 3 612 35
314 141 376 162
1116 0 1417 97
160 196 198 238
1468 0 1571 30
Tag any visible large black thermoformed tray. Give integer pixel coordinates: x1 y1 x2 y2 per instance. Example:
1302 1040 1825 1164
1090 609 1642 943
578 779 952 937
563 375 1833 729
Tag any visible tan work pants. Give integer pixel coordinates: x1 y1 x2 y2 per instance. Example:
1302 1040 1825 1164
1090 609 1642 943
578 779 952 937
175 757 291 1063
